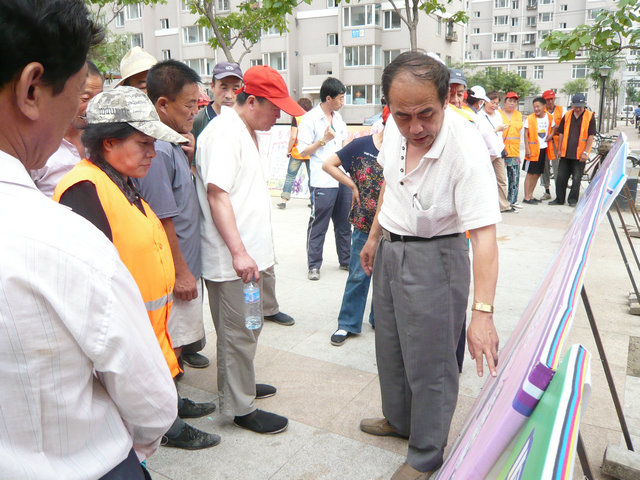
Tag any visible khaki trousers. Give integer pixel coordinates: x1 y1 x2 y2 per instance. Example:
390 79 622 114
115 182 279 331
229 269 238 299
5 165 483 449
492 156 511 210
205 276 263 417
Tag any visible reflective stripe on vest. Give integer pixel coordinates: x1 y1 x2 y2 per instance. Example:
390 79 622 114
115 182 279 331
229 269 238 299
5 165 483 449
499 109 523 158
53 160 181 378
560 109 594 159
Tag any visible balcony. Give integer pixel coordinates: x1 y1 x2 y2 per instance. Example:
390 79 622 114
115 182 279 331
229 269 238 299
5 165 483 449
446 30 458 42
526 1 537 8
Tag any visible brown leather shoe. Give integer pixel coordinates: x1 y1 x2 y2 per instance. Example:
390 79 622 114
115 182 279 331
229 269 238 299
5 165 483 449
391 462 433 480
359 418 408 439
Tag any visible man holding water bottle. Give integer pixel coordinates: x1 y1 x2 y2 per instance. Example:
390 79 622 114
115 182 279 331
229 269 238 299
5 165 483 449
195 65 305 434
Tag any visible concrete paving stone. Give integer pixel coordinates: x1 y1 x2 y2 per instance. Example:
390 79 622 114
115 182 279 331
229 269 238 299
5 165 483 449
623 376 640 421
269 430 403 480
146 469 173 480
628 337 640 377
578 424 623 480
602 444 640 480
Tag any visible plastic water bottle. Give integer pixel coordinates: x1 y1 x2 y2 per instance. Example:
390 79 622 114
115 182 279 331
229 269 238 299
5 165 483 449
243 281 262 330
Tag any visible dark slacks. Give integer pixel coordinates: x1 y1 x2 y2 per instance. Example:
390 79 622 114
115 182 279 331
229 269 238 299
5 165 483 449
373 234 469 472
555 157 585 204
306 184 352 269
99 448 150 480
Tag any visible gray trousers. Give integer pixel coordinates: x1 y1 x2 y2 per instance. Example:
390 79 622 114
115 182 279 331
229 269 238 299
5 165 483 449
205 276 264 417
373 235 469 472
540 156 559 189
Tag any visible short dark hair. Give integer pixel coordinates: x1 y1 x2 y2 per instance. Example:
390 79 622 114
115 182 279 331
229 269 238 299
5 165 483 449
320 77 345 102
487 90 500 101
82 123 137 163
382 52 449 107
86 61 102 79
298 97 313 112
532 96 546 106
146 60 202 104
235 91 266 106
466 89 483 107
0 0 103 93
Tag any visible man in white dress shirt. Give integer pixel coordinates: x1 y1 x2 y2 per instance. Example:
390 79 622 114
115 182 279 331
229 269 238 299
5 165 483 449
0 1 177 478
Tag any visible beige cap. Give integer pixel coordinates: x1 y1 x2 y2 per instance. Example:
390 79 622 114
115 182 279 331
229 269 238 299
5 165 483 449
116 47 157 87
87 87 187 144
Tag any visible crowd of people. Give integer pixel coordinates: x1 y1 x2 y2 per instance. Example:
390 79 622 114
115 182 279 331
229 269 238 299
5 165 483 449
0 1 600 479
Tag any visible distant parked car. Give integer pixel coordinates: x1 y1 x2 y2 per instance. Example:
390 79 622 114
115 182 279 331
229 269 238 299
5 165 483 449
620 105 635 119
363 112 382 125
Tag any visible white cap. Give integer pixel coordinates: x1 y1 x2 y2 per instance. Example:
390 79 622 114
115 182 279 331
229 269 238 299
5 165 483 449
116 47 157 87
469 85 490 103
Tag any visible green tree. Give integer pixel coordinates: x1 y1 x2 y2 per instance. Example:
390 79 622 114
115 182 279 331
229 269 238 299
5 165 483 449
464 68 538 99
343 0 467 51
184 0 309 63
540 0 639 62
560 78 588 97
627 84 640 105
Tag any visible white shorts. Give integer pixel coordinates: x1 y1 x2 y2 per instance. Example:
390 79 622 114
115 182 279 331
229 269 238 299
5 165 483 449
168 278 205 348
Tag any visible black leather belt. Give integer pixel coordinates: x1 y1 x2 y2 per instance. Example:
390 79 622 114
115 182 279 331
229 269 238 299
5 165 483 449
382 228 460 242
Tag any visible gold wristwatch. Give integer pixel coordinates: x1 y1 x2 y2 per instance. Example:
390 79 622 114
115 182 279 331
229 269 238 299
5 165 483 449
472 302 494 313
319 139 326 146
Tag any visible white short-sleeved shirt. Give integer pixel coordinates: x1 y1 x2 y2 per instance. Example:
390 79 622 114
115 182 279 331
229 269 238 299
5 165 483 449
296 104 348 188
481 109 506 153
474 109 504 157
378 109 502 238
195 106 275 282
29 138 80 197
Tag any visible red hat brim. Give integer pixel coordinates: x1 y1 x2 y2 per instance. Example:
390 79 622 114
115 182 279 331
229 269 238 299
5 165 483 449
269 95 306 117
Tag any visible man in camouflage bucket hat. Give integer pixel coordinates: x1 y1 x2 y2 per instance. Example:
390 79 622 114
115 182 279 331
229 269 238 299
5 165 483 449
87 86 187 144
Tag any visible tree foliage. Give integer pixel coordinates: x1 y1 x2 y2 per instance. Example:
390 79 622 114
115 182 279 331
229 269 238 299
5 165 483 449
464 68 538 99
627 85 640 105
184 0 309 63
560 78 588 96
585 50 620 89
540 0 639 62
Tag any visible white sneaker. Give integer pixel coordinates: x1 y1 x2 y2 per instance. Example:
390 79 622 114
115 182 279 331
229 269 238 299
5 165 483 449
511 202 523 209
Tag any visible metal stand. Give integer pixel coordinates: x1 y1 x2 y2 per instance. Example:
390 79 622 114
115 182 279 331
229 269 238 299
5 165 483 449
607 211 640 304
577 434 594 480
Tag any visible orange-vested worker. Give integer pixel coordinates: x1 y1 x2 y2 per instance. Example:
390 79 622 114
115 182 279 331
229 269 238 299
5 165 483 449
539 89 564 199
499 92 524 206
521 96 555 204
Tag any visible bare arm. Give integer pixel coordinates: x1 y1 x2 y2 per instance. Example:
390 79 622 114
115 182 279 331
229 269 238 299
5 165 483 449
322 153 359 205
299 125 335 158
206 183 259 282
160 218 197 301
581 134 595 161
467 224 499 378
360 181 385 276
286 126 297 154
523 127 530 157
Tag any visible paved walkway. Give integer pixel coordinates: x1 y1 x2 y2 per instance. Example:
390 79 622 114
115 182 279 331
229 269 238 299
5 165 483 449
147 125 640 480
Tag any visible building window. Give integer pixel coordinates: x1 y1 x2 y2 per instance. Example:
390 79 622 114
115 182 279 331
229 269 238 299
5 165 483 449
494 32 507 42
538 30 550 39
559 22 568 28
523 33 535 44
539 0 553 4
495 0 508 7
628 64 638 72
160 18 169 29
436 16 442 35
472 27 480 34
125 4 141 19
560 4 568 10
250 58 263 67
523 50 535 58
538 12 553 22
526 16 536 26
327 0 338 7
327 33 338 46
518 65 527 78
511 0 519 8
162 49 171 60
512 17 519 26
572 64 588 78
346 85 381 105
533 65 544 79
588 9 600 20
115 10 125 27
217 0 229 11
383 49 401 66
185 59 203 75
181 0 190 11
473 11 480 17
492 50 508 59
344 45 381 67
183 26 208 44
263 52 287 71
510 34 518 42
129 33 143 49
494 15 508 25
263 26 279 36
343 4 381 28
384 10 401 29
472 44 479 50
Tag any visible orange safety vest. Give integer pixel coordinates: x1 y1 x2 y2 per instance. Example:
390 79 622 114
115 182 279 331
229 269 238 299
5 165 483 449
290 115 310 160
525 112 554 162
560 109 594 159
449 104 475 124
499 109 523 158
54 160 180 378
545 104 563 160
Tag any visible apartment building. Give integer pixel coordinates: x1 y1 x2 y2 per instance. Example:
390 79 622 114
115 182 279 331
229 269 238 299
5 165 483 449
106 0 464 123
465 0 625 110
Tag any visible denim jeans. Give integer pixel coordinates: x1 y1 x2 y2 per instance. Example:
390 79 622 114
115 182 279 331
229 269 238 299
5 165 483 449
281 156 310 200
337 228 374 333
505 157 520 204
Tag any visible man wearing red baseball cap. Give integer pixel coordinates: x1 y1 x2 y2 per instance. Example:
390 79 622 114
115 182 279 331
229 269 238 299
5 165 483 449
540 89 563 200
194 65 304 435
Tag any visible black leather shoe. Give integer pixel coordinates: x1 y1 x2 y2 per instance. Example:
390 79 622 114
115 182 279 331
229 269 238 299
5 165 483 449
163 423 220 450
568 200 577 206
548 199 564 205
182 353 210 368
264 312 295 326
234 409 288 434
256 383 277 399
178 398 217 419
